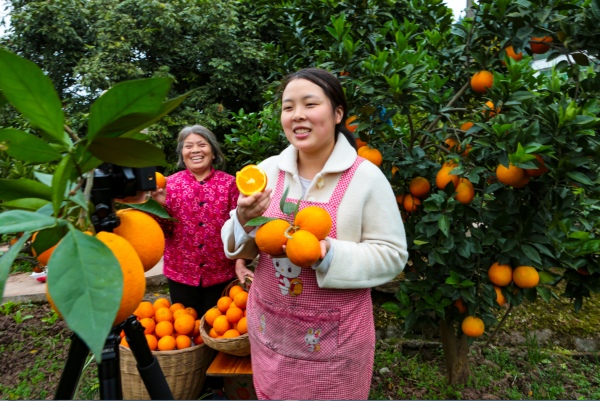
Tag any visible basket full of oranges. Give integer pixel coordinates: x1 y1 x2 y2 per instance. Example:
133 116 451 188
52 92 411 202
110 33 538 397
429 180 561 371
119 297 214 400
199 280 251 357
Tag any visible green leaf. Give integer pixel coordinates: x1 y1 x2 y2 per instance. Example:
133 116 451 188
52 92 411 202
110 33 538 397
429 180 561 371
245 216 280 227
126 199 174 220
121 92 191 138
0 129 62 162
52 155 73 216
536 286 552 302
278 185 300 215
0 198 50 211
0 233 32 300
88 138 167 167
521 244 541 264
87 77 172 140
566 172 594 186
572 52 590 66
0 179 52 201
0 210 57 234
538 271 557 284
47 229 123 362
0 49 67 144
32 225 68 255
438 215 450 237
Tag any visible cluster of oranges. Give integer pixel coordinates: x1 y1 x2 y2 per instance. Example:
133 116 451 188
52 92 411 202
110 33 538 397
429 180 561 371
121 298 203 352
204 285 249 339
495 155 548 188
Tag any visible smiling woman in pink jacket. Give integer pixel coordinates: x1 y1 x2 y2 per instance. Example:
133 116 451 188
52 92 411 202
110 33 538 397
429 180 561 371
221 68 408 400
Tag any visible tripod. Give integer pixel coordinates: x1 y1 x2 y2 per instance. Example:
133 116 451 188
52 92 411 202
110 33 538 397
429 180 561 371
54 315 174 400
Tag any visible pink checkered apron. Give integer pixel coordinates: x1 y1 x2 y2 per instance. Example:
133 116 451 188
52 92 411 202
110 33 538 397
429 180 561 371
247 157 374 400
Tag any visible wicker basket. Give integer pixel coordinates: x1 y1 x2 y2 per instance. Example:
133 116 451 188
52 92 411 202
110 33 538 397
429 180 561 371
199 279 251 357
120 343 214 400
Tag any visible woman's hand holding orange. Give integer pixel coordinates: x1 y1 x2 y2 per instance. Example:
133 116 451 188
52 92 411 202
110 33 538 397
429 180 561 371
236 188 273 232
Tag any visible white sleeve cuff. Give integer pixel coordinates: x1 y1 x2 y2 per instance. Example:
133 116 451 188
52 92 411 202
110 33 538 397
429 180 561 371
313 239 333 274
233 211 257 247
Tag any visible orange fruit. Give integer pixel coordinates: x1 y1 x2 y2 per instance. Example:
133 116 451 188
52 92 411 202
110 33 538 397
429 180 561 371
470 70 494 94
255 219 291 256
294 206 332 240
155 320 174 338
226 305 244 324
454 178 474 204
504 46 523 62
173 308 189 320
483 101 500 118
496 163 526 187
140 317 156 335
153 297 171 311
233 291 248 309
228 285 245 300
435 162 459 190
185 307 198 320
31 232 59 267
96 231 146 326
155 307 173 323
462 316 485 337
494 286 507 306
512 266 540 288
217 296 234 313
192 319 201 337
512 174 530 189
357 145 383 166
155 172 167 189
345 115 359 133
208 328 219 338
176 335 192 350
530 36 552 54
120 336 129 347
453 299 467 314
113 208 165 272
204 307 222 327
237 317 248 335
403 194 421 213
174 314 195 335
157 335 176 351
460 122 474 131
488 262 513 286
391 166 399 177
444 138 458 151
236 164 268 196
395 193 406 205
134 301 155 319
409 177 430 198
213 315 231 336
169 302 186 313
524 154 548 177
356 137 368 148
193 335 204 345
223 329 241 338
145 334 158 351
285 229 321 268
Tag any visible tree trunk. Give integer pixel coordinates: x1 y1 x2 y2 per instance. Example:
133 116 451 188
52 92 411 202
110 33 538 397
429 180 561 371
439 319 471 385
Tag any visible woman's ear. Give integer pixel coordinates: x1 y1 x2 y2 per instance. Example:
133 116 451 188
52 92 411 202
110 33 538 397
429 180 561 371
335 106 344 124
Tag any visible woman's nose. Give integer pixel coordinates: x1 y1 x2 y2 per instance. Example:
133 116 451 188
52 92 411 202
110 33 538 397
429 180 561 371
292 108 306 121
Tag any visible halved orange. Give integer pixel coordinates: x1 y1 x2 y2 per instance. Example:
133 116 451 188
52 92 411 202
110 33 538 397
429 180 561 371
236 165 268 196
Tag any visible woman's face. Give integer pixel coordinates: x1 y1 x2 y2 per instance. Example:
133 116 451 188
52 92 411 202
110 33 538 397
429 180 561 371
281 78 343 156
182 133 214 176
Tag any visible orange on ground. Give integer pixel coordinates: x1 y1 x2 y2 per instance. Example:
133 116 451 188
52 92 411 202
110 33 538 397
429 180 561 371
285 229 321 268
155 320 174 338
204 307 222 327
113 208 165 272
470 71 494 94
294 206 332 240
435 162 459 190
217 296 234 313
454 178 475 204
140 317 156 335
524 154 548 177
236 164 268 196
237 317 248 335
176 335 192 350
213 315 231 336
226 306 244 324
357 145 383 166
96 231 146 326
193 335 204 345
134 301 155 319
483 101 500 118
229 285 245 300
185 307 198 320
494 286 507 306
173 308 189 321
174 314 195 335
403 194 421 213
155 307 173 323
169 302 186 313
233 291 248 309
256 219 291 256
496 163 526 187
155 172 167 189
504 46 523 62
208 328 219 338
153 297 171 311
409 177 430 198
157 335 176 351
454 299 467 314
345 115 359 133
146 334 158 351
460 122 474 131
223 329 241 338
530 36 552 54
488 262 513 286
513 266 540 288
462 316 485 337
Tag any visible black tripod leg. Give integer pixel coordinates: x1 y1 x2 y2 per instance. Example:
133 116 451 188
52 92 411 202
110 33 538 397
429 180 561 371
54 334 89 400
98 328 123 400
123 315 174 400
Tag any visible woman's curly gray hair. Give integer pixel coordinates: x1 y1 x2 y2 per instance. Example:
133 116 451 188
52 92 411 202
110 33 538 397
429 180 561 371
176 125 226 170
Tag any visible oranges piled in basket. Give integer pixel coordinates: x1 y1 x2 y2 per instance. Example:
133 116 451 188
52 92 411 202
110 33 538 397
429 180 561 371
120 297 204 351
204 285 249 339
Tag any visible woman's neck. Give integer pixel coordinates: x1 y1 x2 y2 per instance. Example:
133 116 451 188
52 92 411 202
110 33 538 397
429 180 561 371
190 167 211 181
297 146 333 180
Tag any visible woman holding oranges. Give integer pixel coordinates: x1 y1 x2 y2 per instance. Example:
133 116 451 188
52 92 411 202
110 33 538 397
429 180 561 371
221 68 408 399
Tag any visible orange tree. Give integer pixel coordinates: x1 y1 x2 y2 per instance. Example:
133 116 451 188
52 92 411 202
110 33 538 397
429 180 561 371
0 49 181 361
225 0 600 385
